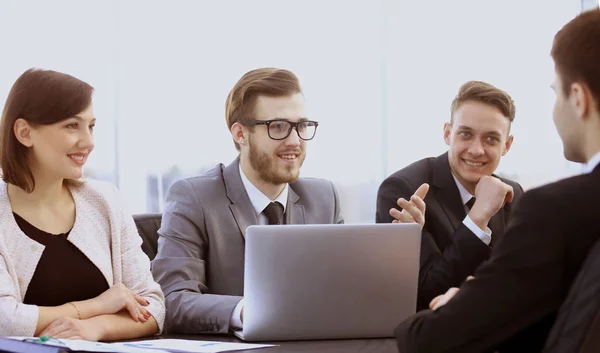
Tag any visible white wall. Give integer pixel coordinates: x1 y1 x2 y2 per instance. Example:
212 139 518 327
0 0 583 222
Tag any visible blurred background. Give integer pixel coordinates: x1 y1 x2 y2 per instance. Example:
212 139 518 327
1 0 597 222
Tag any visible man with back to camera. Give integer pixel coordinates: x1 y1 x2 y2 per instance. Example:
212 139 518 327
151 68 344 334
376 81 524 310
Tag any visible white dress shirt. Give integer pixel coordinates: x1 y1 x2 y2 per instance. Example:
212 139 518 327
230 164 290 329
584 150 600 174
452 174 492 246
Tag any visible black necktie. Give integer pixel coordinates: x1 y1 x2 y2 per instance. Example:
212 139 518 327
466 197 476 211
263 202 284 225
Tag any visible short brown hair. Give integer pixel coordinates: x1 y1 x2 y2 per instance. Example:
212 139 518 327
0 68 94 192
450 81 516 124
551 8 600 112
225 68 302 150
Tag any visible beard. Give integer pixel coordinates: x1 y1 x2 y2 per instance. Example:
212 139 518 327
248 137 306 185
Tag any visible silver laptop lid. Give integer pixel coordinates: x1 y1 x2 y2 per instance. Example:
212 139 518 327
239 223 421 341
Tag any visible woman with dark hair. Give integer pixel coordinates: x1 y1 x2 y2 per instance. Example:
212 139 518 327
0 68 165 340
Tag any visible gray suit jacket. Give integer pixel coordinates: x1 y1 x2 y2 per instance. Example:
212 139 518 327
151 158 344 334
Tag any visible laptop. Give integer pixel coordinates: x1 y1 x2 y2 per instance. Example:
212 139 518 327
234 223 421 342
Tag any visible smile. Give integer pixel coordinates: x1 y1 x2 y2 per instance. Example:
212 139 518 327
278 154 298 160
462 159 486 167
68 153 87 166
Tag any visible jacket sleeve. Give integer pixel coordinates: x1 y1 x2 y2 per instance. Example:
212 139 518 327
0 251 39 336
151 179 242 334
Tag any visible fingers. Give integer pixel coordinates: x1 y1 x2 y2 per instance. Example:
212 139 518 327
389 207 415 223
429 295 442 310
133 292 150 306
40 319 69 338
390 184 430 227
130 296 151 322
410 195 426 216
414 183 430 199
431 287 460 311
398 198 425 226
466 276 475 281
54 329 78 339
124 296 142 322
120 288 150 322
129 289 152 320
505 185 515 203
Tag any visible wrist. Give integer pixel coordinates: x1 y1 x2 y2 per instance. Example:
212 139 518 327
74 298 101 319
468 210 490 230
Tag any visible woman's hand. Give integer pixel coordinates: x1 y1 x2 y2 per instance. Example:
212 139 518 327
91 283 151 322
39 317 102 341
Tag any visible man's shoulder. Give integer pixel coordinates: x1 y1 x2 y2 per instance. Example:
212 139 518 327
523 171 597 204
291 177 335 195
496 174 520 189
167 163 228 200
179 164 225 187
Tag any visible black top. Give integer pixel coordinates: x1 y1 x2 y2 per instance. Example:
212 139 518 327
14 213 109 306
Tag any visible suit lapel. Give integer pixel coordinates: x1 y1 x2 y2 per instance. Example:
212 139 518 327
223 158 258 238
286 187 305 224
432 152 466 231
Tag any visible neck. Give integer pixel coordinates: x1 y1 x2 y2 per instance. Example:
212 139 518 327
584 135 600 165
459 179 476 195
582 115 600 163
240 158 286 200
584 146 600 164
7 172 67 208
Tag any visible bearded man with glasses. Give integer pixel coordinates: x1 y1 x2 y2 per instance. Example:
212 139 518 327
151 68 344 335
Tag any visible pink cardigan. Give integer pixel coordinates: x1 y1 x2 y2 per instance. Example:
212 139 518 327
0 179 165 336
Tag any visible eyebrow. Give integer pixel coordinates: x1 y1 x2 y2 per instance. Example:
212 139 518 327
271 117 309 122
72 115 97 123
457 125 502 137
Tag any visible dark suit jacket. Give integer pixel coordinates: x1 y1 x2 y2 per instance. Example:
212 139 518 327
376 152 523 310
151 158 344 334
394 164 600 353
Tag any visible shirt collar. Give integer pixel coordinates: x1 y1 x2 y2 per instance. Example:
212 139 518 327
239 164 288 216
451 173 474 205
584 150 600 174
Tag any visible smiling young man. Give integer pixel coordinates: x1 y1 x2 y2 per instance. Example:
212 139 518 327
376 81 524 310
151 68 344 334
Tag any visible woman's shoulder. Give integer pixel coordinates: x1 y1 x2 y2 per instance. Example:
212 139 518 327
71 178 122 208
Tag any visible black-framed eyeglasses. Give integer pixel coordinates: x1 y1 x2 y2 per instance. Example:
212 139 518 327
244 119 319 141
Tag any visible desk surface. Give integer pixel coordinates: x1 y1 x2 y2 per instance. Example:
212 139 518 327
156 334 398 353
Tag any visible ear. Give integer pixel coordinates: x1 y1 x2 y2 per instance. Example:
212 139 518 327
13 118 34 147
443 122 452 146
570 82 590 120
502 135 514 156
230 122 248 147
